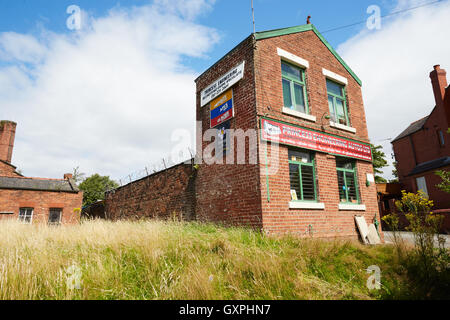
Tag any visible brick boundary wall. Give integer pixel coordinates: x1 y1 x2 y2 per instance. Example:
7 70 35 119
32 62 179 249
104 161 197 221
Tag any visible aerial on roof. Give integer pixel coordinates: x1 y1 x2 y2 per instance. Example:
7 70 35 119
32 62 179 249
392 116 429 143
0 176 79 193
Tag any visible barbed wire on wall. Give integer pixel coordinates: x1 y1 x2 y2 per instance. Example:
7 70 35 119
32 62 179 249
107 147 196 193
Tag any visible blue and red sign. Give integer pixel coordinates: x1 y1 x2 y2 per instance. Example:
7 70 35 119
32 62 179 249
210 89 234 128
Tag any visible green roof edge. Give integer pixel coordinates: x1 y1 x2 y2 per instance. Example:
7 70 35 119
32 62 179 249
255 24 362 86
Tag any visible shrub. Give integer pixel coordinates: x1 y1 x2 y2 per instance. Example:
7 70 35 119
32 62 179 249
382 190 449 299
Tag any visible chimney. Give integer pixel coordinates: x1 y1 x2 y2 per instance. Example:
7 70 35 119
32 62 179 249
64 173 73 180
0 121 17 164
430 65 447 109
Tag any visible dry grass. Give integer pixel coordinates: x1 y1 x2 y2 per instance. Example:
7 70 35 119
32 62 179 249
0 220 403 300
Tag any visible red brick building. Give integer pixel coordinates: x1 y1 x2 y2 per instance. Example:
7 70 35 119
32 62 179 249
194 24 380 239
391 65 450 231
105 24 381 240
0 121 83 225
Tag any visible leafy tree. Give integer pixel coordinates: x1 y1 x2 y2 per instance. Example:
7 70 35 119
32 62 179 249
78 174 119 207
436 170 450 193
390 161 399 183
371 144 388 183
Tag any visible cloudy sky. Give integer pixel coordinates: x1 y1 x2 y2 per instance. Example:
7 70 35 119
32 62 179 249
0 0 448 182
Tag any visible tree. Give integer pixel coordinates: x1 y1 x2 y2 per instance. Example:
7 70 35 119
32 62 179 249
436 170 450 193
390 161 399 183
72 166 86 184
371 144 388 183
78 174 119 207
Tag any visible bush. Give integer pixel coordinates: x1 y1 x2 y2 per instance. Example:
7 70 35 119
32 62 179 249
382 191 450 299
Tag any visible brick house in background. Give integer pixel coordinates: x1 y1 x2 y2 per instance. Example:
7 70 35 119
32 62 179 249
391 65 450 232
106 23 381 240
0 121 83 225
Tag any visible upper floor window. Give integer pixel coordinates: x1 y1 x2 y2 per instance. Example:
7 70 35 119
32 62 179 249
18 208 33 224
336 158 359 204
327 79 349 126
282 62 308 114
289 149 317 202
438 130 445 147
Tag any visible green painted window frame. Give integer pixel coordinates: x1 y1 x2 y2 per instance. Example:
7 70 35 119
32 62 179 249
281 61 310 114
288 151 317 202
326 79 349 126
336 160 360 204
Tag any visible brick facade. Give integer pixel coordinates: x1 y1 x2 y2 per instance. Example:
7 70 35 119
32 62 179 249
193 25 381 239
392 66 450 210
194 36 263 228
0 188 82 224
0 121 83 225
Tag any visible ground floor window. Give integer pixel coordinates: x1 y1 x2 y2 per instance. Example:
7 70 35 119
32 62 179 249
48 208 62 226
416 177 429 197
336 158 359 203
18 208 33 224
289 149 317 201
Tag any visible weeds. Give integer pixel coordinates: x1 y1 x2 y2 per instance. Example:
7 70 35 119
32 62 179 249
0 219 410 300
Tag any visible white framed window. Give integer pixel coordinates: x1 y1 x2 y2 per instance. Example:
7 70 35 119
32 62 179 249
416 177 429 197
18 208 33 224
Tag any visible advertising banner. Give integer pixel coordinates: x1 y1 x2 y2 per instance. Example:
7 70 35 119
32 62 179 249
261 118 372 162
210 89 233 128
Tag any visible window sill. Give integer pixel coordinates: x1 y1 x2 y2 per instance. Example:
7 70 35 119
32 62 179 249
283 108 317 122
329 121 356 134
338 203 366 211
290 202 325 210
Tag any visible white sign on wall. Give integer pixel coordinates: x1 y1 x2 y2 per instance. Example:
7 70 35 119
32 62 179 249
201 61 245 107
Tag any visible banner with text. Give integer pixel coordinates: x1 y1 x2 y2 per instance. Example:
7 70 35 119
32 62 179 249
201 61 245 107
210 89 234 128
261 118 372 162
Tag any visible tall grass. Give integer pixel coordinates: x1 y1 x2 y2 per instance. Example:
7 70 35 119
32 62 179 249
0 220 403 300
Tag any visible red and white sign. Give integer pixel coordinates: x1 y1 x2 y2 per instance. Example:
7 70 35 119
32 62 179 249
261 118 372 162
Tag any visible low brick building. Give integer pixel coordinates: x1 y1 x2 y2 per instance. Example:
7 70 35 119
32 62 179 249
0 121 83 225
105 23 381 240
391 65 450 232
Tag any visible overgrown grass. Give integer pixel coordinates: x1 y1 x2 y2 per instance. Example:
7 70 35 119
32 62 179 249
0 220 410 300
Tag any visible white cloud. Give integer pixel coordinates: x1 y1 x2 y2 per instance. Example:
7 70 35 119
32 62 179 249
337 0 450 180
0 0 219 181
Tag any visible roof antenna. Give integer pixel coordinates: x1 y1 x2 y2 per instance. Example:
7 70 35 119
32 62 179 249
307 15 311 24
251 0 256 33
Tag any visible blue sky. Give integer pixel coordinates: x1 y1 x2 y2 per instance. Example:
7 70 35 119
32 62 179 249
0 0 449 181
0 0 401 73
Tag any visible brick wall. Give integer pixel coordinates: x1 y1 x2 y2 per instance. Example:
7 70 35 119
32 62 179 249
0 189 82 224
104 162 197 221
254 31 381 240
0 161 21 178
195 36 263 229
